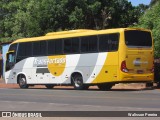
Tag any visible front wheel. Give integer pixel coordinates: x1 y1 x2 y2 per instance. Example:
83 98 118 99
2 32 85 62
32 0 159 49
18 75 29 89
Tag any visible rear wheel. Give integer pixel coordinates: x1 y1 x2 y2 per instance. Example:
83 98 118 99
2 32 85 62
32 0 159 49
146 82 153 87
83 85 89 90
97 84 113 91
157 82 160 88
18 75 29 89
45 85 54 89
72 74 84 90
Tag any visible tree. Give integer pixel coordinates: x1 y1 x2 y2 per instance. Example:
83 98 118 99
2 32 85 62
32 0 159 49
97 0 140 28
150 0 159 6
12 0 42 38
69 6 85 29
0 0 143 43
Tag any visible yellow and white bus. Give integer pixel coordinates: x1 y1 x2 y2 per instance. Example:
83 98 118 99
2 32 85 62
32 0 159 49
5 28 154 90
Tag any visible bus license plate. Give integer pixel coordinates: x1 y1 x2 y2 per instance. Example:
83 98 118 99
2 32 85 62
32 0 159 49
137 70 144 74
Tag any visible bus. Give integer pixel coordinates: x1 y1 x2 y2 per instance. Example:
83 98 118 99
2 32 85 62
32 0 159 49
5 28 154 90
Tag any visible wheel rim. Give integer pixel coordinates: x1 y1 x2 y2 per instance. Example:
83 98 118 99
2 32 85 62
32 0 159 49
19 78 26 86
74 76 82 87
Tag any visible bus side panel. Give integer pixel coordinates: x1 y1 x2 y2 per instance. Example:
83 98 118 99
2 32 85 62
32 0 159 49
5 70 17 84
16 58 37 84
92 52 119 84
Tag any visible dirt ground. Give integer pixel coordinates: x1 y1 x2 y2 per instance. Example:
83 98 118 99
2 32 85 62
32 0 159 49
0 78 151 90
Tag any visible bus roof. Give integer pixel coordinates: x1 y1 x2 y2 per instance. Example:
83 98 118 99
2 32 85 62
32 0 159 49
45 29 96 36
12 28 151 44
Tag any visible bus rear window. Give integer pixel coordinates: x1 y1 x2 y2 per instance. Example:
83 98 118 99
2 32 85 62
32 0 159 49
125 30 152 47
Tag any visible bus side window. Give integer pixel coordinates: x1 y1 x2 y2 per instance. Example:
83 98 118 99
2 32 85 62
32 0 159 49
108 34 119 51
72 38 80 53
55 40 63 55
64 39 72 53
63 37 80 54
99 33 119 52
88 36 98 52
48 40 55 55
80 35 98 53
48 39 63 55
81 37 89 53
33 41 47 56
17 42 32 62
99 34 109 52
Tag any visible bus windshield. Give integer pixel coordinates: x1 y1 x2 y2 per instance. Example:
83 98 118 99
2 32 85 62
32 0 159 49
125 30 152 47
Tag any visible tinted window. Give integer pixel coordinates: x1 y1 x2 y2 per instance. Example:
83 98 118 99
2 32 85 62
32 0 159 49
9 44 17 51
48 40 55 55
17 42 32 57
47 39 63 55
125 30 152 47
72 38 80 53
81 37 88 52
33 41 47 56
99 33 119 52
55 40 63 54
64 39 72 53
89 36 98 52
64 38 80 54
81 35 98 53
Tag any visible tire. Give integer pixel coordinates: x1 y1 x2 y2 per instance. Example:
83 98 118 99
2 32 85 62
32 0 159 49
157 82 160 88
18 75 29 89
45 85 54 89
146 82 153 87
97 84 113 91
83 85 89 90
72 74 84 90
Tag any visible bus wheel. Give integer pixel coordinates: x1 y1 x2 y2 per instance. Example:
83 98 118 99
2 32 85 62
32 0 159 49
157 82 160 88
18 75 29 89
98 84 112 91
45 85 54 89
146 82 153 88
72 74 84 90
83 85 89 90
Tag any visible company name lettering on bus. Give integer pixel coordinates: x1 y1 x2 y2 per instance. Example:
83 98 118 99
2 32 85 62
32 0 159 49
34 58 66 65
133 59 148 66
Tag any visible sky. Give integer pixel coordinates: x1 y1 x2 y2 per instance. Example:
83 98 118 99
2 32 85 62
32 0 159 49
128 0 151 6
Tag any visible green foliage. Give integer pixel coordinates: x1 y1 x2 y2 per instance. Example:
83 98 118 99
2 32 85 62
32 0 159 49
150 0 159 6
0 0 143 43
135 1 160 57
69 6 84 28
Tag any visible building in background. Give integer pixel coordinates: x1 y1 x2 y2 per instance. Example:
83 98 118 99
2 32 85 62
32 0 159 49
0 42 11 78
0 51 2 78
